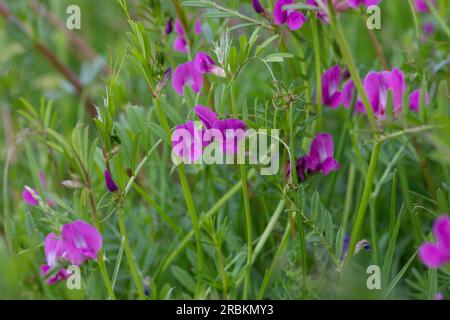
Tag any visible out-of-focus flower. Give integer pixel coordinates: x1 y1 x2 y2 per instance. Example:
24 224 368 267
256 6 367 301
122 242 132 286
307 0 381 23
194 18 202 35
273 0 307 30
194 51 225 77
347 0 381 8
173 19 188 53
434 292 444 300
165 18 173 35
155 67 172 93
414 0 436 13
104 170 118 192
423 22 435 37
287 133 340 180
409 89 430 112
172 61 204 95
252 0 265 14
322 65 343 108
23 186 39 206
419 215 450 268
41 220 102 284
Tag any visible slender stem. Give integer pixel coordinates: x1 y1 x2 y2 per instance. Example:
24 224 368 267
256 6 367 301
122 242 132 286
311 15 323 132
345 142 380 262
153 97 204 295
239 165 253 299
117 205 146 299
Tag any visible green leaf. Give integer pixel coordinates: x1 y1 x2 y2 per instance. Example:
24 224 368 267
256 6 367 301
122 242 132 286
170 266 196 293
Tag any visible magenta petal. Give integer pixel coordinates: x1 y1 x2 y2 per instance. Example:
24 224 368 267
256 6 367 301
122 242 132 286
44 233 65 267
194 51 216 74
322 65 342 107
62 220 102 265
104 170 118 192
194 105 218 129
273 0 294 25
173 37 188 53
23 187 39 206
419 243 448 268
342 80 355 109
321 157 341 175
409 89 430 112
329 91 343 109
387 68 405 115
252 0 265 13
434 216 450 251
307 133 335 172
212 119 247 154
414 0 435 13
174 19 185 36
172 61 204 95
287 11 307 30
364 71 388 120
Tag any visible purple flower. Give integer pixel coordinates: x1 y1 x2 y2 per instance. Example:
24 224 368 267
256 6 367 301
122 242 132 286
341 234 351 260
41 220 102 284
419 216 450 268
172 61 204 95
305 133 341 176
194 51 225 77
173 19 188 53
287 133 340 180
104 170 118 192
165 18 173 35
62 220 103 265
252 0 265 14
322 65 343 108
414 0 436 13
23 186 39 206
434 293 444 300
194 105 247 155
363 68 405 119
172 121 205 163
409 89 430 112
423 22 435 36
274 0 307 31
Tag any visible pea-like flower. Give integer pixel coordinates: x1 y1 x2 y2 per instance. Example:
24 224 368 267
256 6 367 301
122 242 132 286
273 0 307 31
419 216 450 269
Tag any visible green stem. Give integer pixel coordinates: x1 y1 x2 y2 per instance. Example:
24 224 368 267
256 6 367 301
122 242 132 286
426 0 450 38
117 205 145 299
345 141 381 262
153 97 204 296
240 165 253 300
311 15 323 132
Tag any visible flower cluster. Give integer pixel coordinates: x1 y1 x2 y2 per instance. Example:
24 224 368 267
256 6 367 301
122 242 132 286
171 18 202 54
172 51 225 95
321 65 429 119
41 220 102 284
171 105 247 162
419 216 450 269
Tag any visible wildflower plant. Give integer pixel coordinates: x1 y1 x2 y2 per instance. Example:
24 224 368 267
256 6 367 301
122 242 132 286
0 0 449 301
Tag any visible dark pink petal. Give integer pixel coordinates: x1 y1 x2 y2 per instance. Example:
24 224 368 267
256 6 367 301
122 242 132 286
194 105 218 129
194 51 216 74
307 133 335 172
329 91 343 109
434 216 450 251
423 22 435 36
419 243 449 268
387 68 405 116
22 186 39 206
348 0 381 7
39 171 47 188
273 0 294 25
212 119 247 154
165 18 173 35
46 268 70 285
287 11 307 30
434 293 444 300
322 65 342 107
174 19 185 36
364 71 388 120
342 80 355 109
172 61 204 95
409 89 430 112
173 37 188 53
321 157 341 175
62 220 102 265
